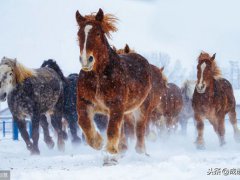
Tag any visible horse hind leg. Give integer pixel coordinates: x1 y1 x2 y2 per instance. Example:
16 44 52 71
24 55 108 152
31 114 41 155
118 122 128 154
50 112 65 152
64 113 81 144
228 110 240 142
134 107 151 155
166 116 176 134
40 115 55 149
215 116 226 146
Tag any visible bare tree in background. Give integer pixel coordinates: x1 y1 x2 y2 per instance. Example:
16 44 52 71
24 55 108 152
229 61 240 89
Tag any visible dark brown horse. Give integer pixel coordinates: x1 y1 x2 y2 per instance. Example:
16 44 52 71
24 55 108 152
75 9 161 165
150 77 183 135
192 52 240 149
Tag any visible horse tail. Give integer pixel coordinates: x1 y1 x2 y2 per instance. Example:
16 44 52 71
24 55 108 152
41 59 66 83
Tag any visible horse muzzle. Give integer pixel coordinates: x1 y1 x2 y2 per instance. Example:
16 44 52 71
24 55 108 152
80 56 95 72
82 65 93 72
196 84 206 94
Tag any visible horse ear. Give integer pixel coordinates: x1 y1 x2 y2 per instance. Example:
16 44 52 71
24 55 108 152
160 66 164 72
95 8 104 22
112 46 117 52
124 44 130 54
211 53 216 61
76 10 85 25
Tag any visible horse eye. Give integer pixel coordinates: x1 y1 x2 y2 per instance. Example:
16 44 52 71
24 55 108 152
97 32 100 36
9 73 12 76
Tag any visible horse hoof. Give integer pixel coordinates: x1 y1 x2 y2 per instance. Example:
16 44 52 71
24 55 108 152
88 133 103 150
57 141 65 152
103 158 118 166
103 152 119 166
196 144 205 150
135 145 146 154
72 137 81 145
62 131 68 141
146 131 157 142
45 138 55 149
145 153 150 157
31 148 40 155
220 140 226 147
26 143 34 151
47 140 55 149
118 143 128 154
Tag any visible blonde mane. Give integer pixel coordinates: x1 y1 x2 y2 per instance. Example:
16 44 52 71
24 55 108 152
15 62 36 83
198 51 222 79
1 58 36 84
84 13 118 38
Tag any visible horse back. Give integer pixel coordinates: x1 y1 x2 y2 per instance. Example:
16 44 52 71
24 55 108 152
214 78 236 110
8 67 63 117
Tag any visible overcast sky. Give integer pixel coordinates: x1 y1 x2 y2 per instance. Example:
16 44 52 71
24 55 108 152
0 0 239 74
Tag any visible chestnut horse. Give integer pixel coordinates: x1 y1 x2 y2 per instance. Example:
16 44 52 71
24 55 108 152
116 45 183 137
75 9 161 165
192 52 240 149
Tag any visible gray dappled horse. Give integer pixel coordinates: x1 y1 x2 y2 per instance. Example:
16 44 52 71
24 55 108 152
0 57 66 154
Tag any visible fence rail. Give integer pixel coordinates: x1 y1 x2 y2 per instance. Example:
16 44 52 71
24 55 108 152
0 117 240 141
0 117 32 140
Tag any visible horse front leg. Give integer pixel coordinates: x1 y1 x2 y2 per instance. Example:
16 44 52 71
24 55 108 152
31 114 40 155
103 107 124 166
14 117 33 153
39 115 55 149
77 99 103 150
194 113 205 149
106 108 124 154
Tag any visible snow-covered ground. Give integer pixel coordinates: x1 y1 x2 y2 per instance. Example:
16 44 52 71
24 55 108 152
1 120 240 180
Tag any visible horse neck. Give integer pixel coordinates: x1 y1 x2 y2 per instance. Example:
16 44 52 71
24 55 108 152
95 37 118 75
159 81 168 96
198 78 215 102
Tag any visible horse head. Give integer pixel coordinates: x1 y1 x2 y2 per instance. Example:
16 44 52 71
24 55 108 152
0 57 16 101
196 52 221 93
76 8 118 72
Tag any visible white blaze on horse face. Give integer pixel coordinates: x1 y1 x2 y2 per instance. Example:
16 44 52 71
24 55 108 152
81 25 93 66
197 62 206 90
0 64 14 101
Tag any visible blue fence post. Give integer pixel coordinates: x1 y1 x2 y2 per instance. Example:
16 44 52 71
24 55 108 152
3 121 6 137
28 121 32 139
12 120 18 140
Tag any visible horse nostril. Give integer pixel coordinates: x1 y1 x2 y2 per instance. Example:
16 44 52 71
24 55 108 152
3 93 6 98
88 56 94 63
79 56 82 62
